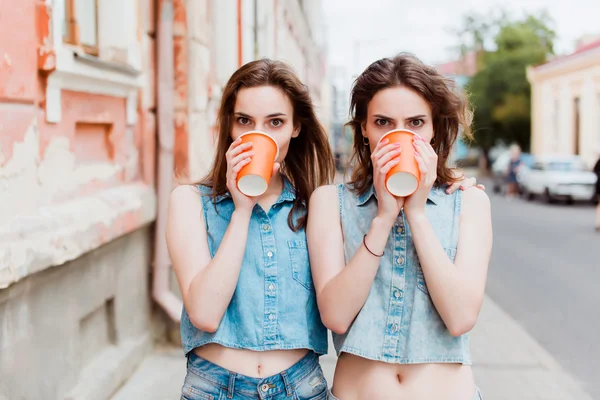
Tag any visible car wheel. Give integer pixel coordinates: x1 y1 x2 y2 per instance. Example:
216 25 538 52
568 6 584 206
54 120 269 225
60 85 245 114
566 197 574 205
524 188 534 201
544 188 555 204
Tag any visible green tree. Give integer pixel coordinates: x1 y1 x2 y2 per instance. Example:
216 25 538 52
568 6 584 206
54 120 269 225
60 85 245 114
457 10 555 162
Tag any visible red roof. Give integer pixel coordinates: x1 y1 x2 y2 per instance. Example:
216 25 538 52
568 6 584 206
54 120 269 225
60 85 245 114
533 39 600 70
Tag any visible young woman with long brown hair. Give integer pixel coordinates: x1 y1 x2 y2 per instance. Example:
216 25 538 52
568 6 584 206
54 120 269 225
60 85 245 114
167 59 335 400
308 53 492 400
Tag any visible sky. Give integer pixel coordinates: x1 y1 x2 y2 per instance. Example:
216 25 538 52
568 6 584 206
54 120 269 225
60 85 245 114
323 0 599 80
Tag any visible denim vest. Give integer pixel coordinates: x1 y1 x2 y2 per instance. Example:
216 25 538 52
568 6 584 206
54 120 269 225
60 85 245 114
180 179 328 356
333 183 471 365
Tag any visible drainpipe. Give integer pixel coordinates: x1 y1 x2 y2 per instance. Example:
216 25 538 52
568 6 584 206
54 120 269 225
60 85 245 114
153 0 182 323
237 0 243 66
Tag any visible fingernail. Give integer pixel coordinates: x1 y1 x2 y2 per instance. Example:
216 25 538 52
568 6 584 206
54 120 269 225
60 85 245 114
460 186 465 190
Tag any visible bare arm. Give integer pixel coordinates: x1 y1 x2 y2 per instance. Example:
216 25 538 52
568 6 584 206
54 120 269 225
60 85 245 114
307 185 395 334
308 139 406 334
407 187 492 336
166 185 252 332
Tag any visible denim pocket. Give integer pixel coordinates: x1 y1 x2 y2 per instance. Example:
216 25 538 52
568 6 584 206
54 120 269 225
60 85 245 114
417 248 457 295
292 363 328 400
181 369 224 400
288 240 313 290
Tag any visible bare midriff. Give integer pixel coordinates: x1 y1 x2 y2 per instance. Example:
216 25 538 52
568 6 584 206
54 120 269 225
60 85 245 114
331 352 475 400
194 344 308 378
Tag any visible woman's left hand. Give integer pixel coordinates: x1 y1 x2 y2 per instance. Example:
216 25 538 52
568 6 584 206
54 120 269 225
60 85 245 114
403 136 438 217
446 176 485 194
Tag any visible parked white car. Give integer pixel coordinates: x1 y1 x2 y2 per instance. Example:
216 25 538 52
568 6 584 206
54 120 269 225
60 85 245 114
520 155 597 203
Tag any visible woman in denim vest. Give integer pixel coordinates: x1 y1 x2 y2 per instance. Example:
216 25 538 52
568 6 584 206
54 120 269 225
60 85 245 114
307 53 492 400
166 59 335 400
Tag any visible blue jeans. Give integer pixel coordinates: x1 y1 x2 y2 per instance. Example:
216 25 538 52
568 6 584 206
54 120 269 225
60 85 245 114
181 351 329 400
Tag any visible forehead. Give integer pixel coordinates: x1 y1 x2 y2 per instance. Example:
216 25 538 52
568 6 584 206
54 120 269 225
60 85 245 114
367 86 431 117
234 85 293 115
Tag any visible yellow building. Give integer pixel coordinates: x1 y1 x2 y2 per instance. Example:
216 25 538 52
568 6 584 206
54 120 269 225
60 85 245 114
527 39 600 167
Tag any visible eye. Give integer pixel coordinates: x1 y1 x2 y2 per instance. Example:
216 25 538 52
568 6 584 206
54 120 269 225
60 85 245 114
270 118 284 128
410 119 424 128
237 117 251 125
375 118 389 127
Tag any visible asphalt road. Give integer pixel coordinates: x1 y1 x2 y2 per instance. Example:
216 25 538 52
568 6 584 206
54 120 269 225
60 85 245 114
485 187 600 398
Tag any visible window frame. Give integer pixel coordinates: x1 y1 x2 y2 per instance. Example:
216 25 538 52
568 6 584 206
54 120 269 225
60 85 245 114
63 0 99 56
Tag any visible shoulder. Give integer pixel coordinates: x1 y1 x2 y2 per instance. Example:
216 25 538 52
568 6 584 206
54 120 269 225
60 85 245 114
310 184 339 204
461 187 491 215
169 185 205 213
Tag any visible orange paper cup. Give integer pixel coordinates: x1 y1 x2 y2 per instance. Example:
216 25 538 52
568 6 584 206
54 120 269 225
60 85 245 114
378 129 421 197
236 131 280 197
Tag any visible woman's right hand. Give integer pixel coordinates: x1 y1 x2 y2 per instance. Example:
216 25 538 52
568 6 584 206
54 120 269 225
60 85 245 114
226 138 258 213
371 137 405 223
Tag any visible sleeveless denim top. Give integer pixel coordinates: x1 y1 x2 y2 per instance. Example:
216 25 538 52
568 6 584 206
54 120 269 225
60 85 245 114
180 179 328 356
333 183 471 365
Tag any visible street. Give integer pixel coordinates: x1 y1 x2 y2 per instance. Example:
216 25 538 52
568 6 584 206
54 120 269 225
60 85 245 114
485 184 600 398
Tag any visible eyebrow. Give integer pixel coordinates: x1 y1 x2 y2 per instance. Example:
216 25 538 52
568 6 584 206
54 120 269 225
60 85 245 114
372 114 427 120
234 112 287 118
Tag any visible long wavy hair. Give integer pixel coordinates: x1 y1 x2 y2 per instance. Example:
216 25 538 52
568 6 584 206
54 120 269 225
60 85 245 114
347 53 473 195
200 59 334 231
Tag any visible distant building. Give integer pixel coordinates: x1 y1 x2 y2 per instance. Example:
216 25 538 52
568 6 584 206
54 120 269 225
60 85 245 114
527 37 600 167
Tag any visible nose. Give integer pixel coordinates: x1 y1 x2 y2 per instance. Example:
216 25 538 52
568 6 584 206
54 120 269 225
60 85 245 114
253 122 269 133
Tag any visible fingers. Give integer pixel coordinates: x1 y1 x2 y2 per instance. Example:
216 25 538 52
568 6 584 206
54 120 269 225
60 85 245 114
459 177 477 190
371 140 401 164
227 138 252 161
231 156 252 175
446 180 462 194
380 158 400 175
413 137 437 159
231 147 254 165
375 147 402 172
414 151 428 175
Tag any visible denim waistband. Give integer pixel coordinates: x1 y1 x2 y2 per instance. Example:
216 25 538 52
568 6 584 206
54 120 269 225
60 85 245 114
186 350 320 397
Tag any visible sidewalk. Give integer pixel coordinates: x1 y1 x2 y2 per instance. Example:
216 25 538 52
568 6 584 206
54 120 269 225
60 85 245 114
110 296 593 400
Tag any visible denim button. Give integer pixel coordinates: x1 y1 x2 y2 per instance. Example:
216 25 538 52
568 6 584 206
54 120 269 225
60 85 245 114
268 313 275 320
396 226 404 234
396 256 404 265
394 290 403 299
261 383 269 392
268 283 275 291
263 224 269 231
267 251 273 258
392 324 399 332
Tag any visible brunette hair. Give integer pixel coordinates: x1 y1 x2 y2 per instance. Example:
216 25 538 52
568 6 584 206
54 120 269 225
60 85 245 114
200 59 334 231
347 53 472 195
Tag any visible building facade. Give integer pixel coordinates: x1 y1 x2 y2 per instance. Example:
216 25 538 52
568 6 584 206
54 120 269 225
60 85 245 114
527 38 600 167
0 1 328 399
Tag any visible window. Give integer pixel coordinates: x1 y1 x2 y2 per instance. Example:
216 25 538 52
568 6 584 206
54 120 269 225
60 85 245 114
63 0 99 56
